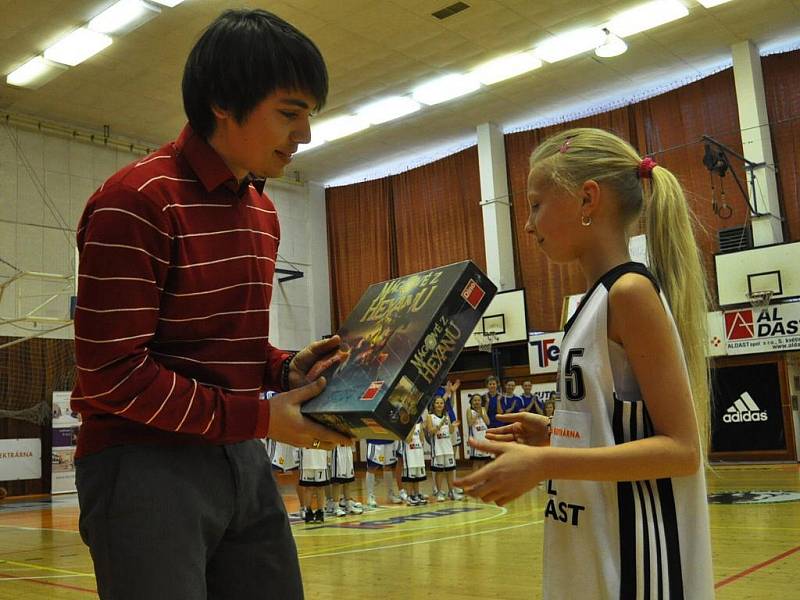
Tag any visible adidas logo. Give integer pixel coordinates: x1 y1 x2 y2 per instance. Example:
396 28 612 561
723 392 768 423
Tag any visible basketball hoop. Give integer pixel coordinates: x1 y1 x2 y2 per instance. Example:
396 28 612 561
747 290 773 314
475 331 499 353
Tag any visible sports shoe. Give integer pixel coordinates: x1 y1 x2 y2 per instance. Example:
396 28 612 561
419 492 429 500
325 498 336 515
313 509 325 523
335 505 347 517
436 491 447 502
452 486 464 494
390 491 402 504
399 489 409 502
346 499 364 515
367 494 378 509
304 508 314 523
405 494 420 506
448 489 464 501
413 494 427 505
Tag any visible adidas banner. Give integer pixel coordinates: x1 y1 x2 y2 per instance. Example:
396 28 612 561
724 303 800 355
711 362 785 452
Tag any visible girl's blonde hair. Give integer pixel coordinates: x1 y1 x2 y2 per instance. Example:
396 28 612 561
529 127 711 448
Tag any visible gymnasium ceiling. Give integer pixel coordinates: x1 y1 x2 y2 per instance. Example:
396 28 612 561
1 0 799 185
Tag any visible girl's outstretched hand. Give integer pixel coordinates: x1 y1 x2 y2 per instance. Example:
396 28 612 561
486 412 550 446
454 438 547 506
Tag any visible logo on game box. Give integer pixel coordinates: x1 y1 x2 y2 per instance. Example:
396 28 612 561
361 381 384 401
461 279 485 309
725 310 755 340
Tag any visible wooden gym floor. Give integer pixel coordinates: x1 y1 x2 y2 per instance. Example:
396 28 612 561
0 464 797 599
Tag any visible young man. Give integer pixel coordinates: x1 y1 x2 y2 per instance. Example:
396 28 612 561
72 10 348 600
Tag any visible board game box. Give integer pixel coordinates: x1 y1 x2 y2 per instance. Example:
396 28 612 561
301 260 497 440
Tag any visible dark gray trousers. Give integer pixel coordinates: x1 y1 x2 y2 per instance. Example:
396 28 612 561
76 441 303 599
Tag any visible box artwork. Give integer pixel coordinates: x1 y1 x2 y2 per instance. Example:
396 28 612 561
301 260 496 440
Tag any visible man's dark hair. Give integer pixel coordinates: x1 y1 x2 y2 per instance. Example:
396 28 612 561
182 9 328 138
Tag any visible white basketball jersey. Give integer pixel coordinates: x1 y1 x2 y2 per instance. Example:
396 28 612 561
300 447 328 471
403 423 426 469
468 410 492 458
543 262 713 600
430 414 454 457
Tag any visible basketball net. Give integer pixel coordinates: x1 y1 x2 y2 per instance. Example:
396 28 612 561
747 290 773 316
475 331 499 353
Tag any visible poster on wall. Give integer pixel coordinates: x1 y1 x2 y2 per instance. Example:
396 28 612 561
723 302 800 355
528 332 563 375
711 362 785 453
0 438 41 480
52 391 80 494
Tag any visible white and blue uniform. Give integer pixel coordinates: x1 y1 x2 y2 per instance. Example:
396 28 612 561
544 262 713 600
468 409 492 460
331 445 355 483
430 414 455 471
401 423 427 482
298 448 330 487
366 439 399 466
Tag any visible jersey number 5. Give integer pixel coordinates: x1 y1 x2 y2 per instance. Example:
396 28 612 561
564 348 585 401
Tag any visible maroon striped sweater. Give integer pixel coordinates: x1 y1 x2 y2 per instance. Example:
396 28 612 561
71 124 289 458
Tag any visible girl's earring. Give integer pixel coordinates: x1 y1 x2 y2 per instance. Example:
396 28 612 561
581 214 592 227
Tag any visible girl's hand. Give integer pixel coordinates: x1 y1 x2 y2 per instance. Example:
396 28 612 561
455 439 547 505
486 412 550 446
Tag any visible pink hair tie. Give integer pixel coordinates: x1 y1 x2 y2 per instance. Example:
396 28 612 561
559 138 572 153
638 157 657 179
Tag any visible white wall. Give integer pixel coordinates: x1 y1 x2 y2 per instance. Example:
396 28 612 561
0 123 333 351
265 179 332 352
0 123 139 340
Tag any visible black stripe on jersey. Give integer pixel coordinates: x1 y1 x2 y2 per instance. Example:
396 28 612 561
657 478 685 600
645 479 665 600
630 398 638 441
636 481 651 599
613 393 625 444
617 481 637 599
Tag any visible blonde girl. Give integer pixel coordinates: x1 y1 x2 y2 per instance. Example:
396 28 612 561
457 128 714 599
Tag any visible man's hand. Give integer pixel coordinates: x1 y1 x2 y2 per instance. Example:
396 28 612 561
287 335 344 389
454 439 547 506
267 377 352 450
486 412 550 446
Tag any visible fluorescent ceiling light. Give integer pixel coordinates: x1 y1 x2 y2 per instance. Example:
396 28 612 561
44 28 112 67
149 0 185 6
697 0 733 6
89 0 161 35
356 96 421 124
313 115 370 141
472 50 542 85
412 73 481 106
6 56 68 89
534 27 607 63
295 137 326 154
607 0 690 38
595 28 628 58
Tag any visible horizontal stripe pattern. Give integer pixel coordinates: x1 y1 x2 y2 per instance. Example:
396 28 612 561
71 124 287 458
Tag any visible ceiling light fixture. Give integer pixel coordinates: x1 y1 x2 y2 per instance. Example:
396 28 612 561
313 115 370 141
472 50 542 85
44 28 112 67
534 27 607 63
697 0 734 7
595 28 628 58
607 0 690 38
357 96 421 124
88 0 161 35
412 73 481 105
6 56 68 89
148 0 185 7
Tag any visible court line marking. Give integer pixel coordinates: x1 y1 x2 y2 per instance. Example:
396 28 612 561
0 559 95 577
0 524 80 534
299 519 543 559
295 509 518 555
715 544 800 589
0 571 96 594
0 573 94 582
293 504 508 538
